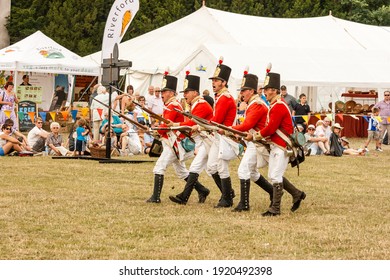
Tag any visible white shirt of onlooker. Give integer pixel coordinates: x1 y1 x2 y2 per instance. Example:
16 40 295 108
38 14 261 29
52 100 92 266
145 86 155 108
149 91 164 115
90 86 110 122
27 126 48 147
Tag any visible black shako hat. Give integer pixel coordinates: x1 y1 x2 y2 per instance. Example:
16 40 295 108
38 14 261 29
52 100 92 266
161 72 178 92
238 69 258 91
181 74 200 93
209 57 231 83
263 72 280 90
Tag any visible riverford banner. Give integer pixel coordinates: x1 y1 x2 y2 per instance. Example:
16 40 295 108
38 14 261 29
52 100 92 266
101 0 139 61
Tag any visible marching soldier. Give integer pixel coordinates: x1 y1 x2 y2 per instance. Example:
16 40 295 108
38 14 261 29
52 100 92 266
207 58 237 208
146 72 209 203
168 72 214 204
228 70 273 212
248 72 306 216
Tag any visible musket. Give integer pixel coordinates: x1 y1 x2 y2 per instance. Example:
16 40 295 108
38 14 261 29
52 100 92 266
173 108 218 131
132 100 194 140
92 98 150 133
150 126 192 132
132 100 170 124
209 121 271 150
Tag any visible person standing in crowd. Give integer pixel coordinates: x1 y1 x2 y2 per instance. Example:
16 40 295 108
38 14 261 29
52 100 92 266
89 83 101 107
146 72 209 203
0 82 19 130
292 93 311 132
20 75 32 86
75 118 89 156
363 107 381 152
148 86 164 116
249 72 306 216
145 85 155 108
229 71 273 212
168 73 213 205
280 85 297 113
27 117 49 152
90 85 109 141
206 58 237 208
202 89 214 108
373 90 390 151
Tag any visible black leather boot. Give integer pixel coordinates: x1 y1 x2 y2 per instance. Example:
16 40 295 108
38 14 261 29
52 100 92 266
212 172 235 202
146 174 164 203
215 177 233 208
254 175 273 205
169 173 199 205
232 179 250 212
211 173 222 194
283 177 306 212
193 178 210 203
262 182 283 216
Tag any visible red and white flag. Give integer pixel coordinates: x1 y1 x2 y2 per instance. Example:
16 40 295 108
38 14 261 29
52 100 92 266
101 0 139 61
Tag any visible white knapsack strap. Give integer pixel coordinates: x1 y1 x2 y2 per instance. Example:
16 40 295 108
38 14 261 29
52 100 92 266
276 129 293 147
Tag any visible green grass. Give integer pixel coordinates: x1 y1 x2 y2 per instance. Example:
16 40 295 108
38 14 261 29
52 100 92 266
1 138 389 260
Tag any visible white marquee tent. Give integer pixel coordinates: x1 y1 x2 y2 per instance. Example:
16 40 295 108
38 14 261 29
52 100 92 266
0 31 100 76
86 6 390 110
0 31 100 109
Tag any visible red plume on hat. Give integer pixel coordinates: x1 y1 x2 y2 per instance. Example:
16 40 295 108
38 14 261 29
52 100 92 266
243 66 249 76
218 56 224 66
185 67 190 77
164 67 169 76
266 63 272 73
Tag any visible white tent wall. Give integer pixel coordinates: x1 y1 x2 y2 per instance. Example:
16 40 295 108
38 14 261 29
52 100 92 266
86 6 390 110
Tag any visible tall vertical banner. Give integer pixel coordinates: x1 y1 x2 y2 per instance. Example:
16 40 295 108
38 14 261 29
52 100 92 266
101 0 140 61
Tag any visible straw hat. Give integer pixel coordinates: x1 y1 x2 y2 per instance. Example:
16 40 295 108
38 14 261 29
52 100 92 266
340 136 349 144
332 123 343 130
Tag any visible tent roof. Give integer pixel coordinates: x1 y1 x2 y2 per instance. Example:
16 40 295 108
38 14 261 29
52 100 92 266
86 6 390 88
0 31 100 76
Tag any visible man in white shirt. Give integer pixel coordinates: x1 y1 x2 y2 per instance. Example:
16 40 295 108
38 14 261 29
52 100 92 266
145 85 155 108
27 117 49 152
148 87 164 115
90 85 109 141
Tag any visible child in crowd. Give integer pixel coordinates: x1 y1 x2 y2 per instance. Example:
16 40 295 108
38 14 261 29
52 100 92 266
364 108 382 152
75 118 89 156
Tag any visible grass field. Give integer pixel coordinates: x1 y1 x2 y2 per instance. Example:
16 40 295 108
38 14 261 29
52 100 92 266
1 138 389 260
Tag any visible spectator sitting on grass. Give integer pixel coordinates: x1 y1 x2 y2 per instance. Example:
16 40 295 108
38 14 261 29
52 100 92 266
0 124 23 156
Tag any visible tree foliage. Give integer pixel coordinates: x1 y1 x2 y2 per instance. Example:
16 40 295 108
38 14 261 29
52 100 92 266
6 0 390 56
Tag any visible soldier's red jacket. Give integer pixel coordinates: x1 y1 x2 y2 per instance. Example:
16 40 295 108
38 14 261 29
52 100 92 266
179 96 213 128
158 97 184 139
257 95 293 148
210 88 236 126
232 96 268 132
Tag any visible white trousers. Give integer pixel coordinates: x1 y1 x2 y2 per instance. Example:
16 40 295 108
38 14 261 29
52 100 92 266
206 133 230 179
238 141 261 181
268 145 289 184
93 120 102 141
153 140 188 179
189 135 209 174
